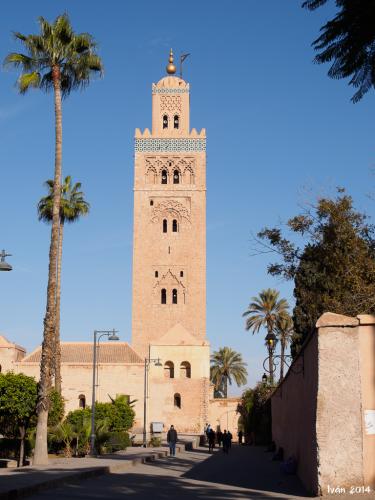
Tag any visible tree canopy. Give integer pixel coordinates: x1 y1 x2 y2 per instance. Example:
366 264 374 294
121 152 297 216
257 189 375 348
38 176 90 225
4 13 103 97
65 395 135 433
303 0 375 102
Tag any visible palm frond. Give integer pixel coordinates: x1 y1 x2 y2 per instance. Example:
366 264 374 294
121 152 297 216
18 72 41 93
5 14 103 97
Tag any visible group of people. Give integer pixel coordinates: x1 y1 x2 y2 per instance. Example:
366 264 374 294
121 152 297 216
166 424 245 457
204 423 233 454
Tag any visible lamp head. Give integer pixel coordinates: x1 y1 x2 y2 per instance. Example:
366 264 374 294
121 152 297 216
265 332 276 348
262 373 267 384
154 358 162 367
108 330 119 341
0 250 12 271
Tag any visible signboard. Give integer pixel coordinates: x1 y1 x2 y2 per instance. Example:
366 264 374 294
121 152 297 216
151 422 164 433
364 410 375 435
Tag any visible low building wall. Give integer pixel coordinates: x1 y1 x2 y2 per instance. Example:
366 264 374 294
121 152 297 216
271 313 375 496
208 397 240 436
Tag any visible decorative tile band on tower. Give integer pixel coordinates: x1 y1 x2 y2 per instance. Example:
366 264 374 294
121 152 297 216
135 138 206 153
152 88 190 94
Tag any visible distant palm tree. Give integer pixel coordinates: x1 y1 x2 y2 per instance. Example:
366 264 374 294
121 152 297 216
303 0 375 102
4 13 102 464
242 289 289 383
210 347 247 398
38 176 90 394
274 314 294 381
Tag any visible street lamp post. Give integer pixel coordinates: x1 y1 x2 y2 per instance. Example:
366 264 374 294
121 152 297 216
143 357 162 447
0 250 12 271
90 329 119 456
265 332 276 384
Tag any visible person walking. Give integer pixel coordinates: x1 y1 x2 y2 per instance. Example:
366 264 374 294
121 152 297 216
208 428 216 453
217 429 223 448
205 423 211 439
167 424 178 457
238 430 243 445
222 430 229 454
228 431 233 449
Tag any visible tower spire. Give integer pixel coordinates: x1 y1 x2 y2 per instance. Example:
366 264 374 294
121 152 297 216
166 48 176 75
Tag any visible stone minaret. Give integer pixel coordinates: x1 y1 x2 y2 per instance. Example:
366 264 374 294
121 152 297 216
131 50 207 357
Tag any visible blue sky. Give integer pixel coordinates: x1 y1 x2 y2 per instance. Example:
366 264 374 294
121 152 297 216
1 1 374 393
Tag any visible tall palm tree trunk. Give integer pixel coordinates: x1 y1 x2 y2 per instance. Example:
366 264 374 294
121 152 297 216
224 375 228 398
54 222 63 393
280 339 285 382
34 65 62 465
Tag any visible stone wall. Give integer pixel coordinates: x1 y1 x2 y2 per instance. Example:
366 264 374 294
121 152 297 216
271 313 375 496
208 397 240 436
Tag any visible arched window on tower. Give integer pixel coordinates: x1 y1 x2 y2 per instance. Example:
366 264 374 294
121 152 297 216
161 288 167 304
174 393 181 409
180 361 191 379
161 169 168 184
78 394 86 409
163 219 168 233
172 288 178 304
164 361 174 379
172 219 178 233
173 170 180 184
163 114 168 129
174 115 179 129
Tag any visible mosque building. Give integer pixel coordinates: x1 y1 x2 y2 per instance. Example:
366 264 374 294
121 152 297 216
0 51 240 437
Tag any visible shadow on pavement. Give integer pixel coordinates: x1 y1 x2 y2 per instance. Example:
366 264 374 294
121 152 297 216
29 471 297 499
182 444 311 498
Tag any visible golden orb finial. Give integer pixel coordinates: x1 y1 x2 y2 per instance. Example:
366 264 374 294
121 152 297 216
166 48 176 75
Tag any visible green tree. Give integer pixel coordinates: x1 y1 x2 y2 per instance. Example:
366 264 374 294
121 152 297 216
95 395 135 432
257 189 375 351
38 176 90 393
302 0 375 102
210 347 247 398
4 14 103 464
0 373 37 466
274 314 295 381
242 289 289 383
237 382 273 445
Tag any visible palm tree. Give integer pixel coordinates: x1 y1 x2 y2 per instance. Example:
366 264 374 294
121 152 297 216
303 0 375 102
242 289 289 384
4 14 102 464
38 176 90 394
49 422 76 458
274 314 294 382
210 347 247 398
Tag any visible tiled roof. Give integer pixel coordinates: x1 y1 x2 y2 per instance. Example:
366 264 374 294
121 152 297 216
20 342 143 364
0 334 26 352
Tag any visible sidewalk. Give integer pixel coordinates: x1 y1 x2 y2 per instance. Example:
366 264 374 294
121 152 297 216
0 443 187 500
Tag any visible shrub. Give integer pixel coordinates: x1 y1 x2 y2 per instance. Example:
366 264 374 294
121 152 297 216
106 432 131 452
149 436 162 447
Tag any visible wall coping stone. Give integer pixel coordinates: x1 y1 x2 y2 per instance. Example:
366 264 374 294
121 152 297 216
315 312 359 328
357 314 375 325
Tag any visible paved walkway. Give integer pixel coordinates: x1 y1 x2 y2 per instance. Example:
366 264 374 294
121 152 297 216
26 444 313 500
0 446 176 499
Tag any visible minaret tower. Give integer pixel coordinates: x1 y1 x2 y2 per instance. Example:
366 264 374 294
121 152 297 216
132 50 207 356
